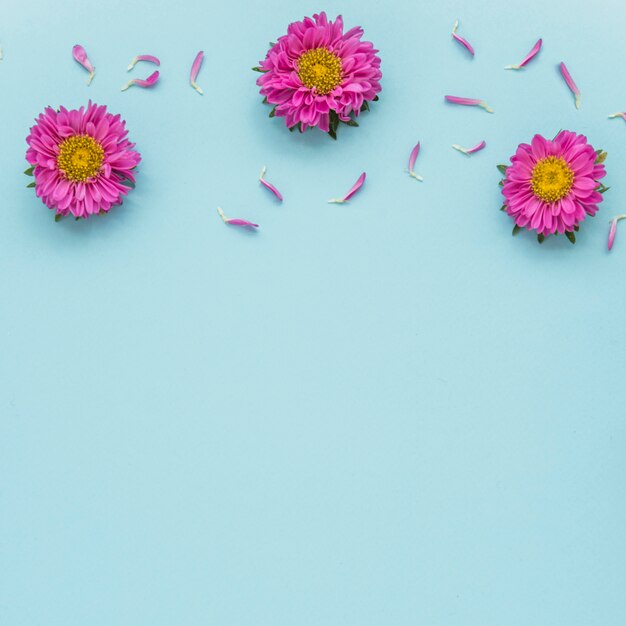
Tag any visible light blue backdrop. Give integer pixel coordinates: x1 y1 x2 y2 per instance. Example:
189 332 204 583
1 0 625 624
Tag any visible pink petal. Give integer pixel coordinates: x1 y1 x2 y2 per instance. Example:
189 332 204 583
72 44 95 84
259 166 283 201
452 140 486 155
190 51 204 94
559 62 581 109
608 215 626 251
608 112 626 122
408 142 420 172
217 207 258 228
127 54 160 71
408 142 424 181
227 218 259 227
444 95 493 113
505 38 542 70
121 70 160 91
329 172 366 203
608 219 618 251
451 20 475 57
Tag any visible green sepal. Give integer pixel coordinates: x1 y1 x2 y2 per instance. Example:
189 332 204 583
26 181 35 188
24 166 34 176
500 204 507 212
360 101 370 113
574 224 579 232
54 213 63 222
120 179 135 189
598 183 610 194
262 96 268 105
268 41 276 48
251 66 265 73
288 124 296 133
373 95 379 102
512 225 521 236
328 128 337 140
565 231 576 244
537 233 545 244
497 164 508 175
345 119 359 127
498 180 504 187
269 107 277 118
595 150 608 164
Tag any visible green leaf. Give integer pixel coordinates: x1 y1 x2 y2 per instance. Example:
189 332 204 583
537 233 545 244
595 150 608 164
24 166 34 176
26 181 35 188
497 164 508 175
345 120 359 127
565 231 576 244
512 225 521 236
269 107 277 118
54 213 63 222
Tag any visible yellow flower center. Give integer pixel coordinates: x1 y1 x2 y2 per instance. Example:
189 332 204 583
530 156 574 203
297 47 343 95
57 135 104 182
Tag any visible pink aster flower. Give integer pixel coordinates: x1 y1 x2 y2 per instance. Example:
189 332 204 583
500 131 607 242
255 11 382 137
25 102 141 219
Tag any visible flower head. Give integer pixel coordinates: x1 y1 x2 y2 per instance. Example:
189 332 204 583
500 131 607 242
25 102 141 219
255 12 382 136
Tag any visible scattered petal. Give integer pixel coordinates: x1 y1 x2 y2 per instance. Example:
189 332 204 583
444 95 493 113
127 54 160 71
608 215 626 251
217 207 259 229
259 166 283 201
190 51 204 95
608 112 626 122
328 172 366 204
504 38 542 70
452 140 486 156
559 62 581 109
121 70 160 91
72 44 95 85
451 20 475 57
408 142 424 181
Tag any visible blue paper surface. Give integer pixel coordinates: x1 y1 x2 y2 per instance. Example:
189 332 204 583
1 1 625 624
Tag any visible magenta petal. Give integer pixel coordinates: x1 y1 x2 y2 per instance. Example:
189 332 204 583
127 54 160 70
330 172 366 203
559 62 581 109
451 20 475 57
445 95 493 113
227 218 259 227
122 70 159 90
408 142 420 172
190 51 204 94
505 38 542 70
608 219 618 250
259 167 284 202
72 44 95 84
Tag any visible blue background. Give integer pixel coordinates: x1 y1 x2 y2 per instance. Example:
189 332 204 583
1 0 625 624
